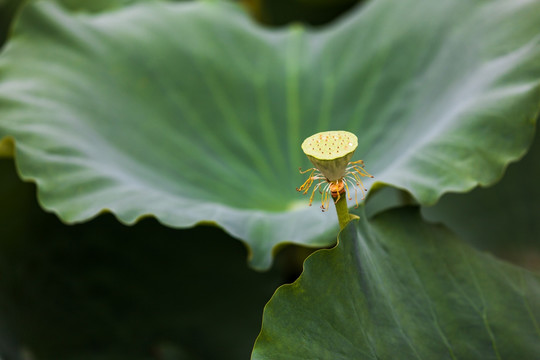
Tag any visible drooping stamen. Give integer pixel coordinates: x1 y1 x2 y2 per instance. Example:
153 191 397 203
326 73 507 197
344 176 361 207
342 178 352 201
349 171 368 192
296 168 316 192
308 180 325 206
346 174 366 200
351 166 373 179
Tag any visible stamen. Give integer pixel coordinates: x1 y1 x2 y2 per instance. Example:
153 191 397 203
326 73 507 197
346 174 366 199
348 159 365 166
342 179 352 201
352 165 374 178
308 181 325 206
299 167 316 174
349 171 368 193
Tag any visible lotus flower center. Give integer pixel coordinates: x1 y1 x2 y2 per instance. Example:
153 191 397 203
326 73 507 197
301 130 358 160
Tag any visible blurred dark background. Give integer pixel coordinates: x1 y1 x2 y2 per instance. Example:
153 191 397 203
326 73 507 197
0 157 283 359
240 0 360 26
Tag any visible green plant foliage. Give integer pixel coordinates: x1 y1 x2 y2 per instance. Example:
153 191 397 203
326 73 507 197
423 121 540 270
0 0 23 49
1 0 540 271
1 0 540 358
0 158 284 360
253 207 540 359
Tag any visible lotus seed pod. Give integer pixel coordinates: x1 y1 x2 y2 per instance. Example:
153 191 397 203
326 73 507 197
301 131 358 181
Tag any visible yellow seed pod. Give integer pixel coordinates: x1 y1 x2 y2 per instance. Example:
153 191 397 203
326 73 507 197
301 130 358 181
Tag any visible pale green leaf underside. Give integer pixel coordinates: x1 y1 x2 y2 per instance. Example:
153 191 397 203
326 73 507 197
252 207 540 359
1 0 540 268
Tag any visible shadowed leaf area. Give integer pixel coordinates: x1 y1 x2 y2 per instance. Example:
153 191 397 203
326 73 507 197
0 159 283 360
253 208 540 359
0 0 23 50
1 0 540 268
423 126 540 271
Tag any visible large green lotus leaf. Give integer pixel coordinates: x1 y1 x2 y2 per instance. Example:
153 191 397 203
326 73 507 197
252 207 540 359
1 1 540 269
422 125 540 270
0 158 284 360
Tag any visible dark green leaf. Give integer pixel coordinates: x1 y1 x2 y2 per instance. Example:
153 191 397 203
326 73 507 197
253 208 540 359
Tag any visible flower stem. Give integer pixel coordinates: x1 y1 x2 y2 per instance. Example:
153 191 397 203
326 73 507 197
334 194 350 229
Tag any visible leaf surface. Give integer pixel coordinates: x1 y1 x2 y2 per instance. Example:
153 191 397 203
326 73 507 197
423 125 540 270
252 207 540 359
1 0 540 268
